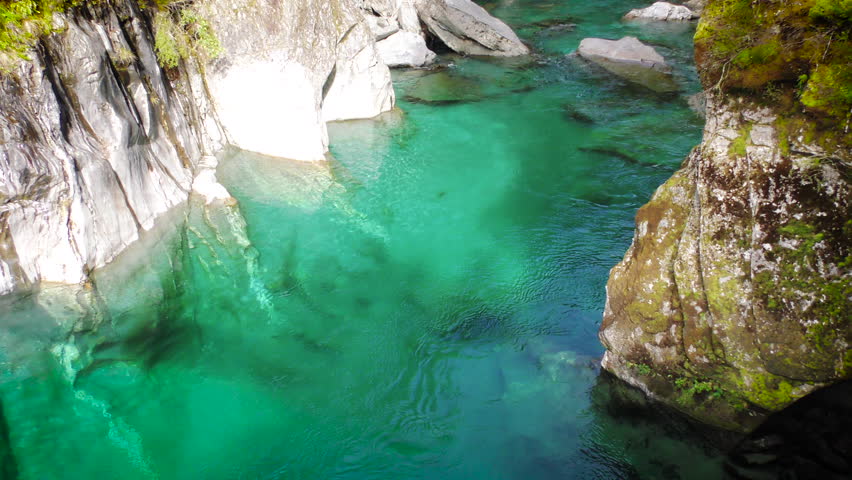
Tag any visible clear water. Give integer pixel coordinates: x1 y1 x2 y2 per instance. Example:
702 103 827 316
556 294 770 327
0 1 726 478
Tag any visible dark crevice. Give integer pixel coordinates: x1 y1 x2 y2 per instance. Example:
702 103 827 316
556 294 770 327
0 399 19 480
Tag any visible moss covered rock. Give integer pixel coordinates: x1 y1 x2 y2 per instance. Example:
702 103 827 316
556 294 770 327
601 0 851 432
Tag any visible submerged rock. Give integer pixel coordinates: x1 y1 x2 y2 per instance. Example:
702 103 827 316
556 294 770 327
577 36 678 92
404 71 484 104
623 2 698 21
377 31 437 67
415 0 529 56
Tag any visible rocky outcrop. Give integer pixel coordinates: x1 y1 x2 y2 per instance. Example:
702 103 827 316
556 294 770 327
415 0 529 56
0 0 395 294
0 0 528 295
577 36 678 92
600 0 851 432
623 2 698 21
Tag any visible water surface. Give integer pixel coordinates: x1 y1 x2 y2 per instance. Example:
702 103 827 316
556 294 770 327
0 1 724 478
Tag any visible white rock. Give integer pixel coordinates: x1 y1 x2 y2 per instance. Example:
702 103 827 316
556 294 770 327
577 36 678 92
191 156 234 205
376 31 437 67
207 58 329 161
623 2 698 21
323 24 396 122
365 14 400 40
415 0 529 56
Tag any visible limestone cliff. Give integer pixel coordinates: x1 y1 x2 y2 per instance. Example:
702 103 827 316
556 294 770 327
600 0 851 432
0 0 527 295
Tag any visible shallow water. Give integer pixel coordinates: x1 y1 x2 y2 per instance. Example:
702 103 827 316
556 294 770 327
0 1 726 478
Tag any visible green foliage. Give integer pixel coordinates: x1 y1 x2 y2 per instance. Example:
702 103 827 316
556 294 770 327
809 0 852 22
153 3 222 68
0 0 81 60
695 0 852 125
733 39 780 69
674 377 726 405
627 362 653 376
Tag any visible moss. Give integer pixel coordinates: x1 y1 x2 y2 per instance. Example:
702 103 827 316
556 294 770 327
695 0 852 127
754 219 851 358
153 3 222 68
728 123 752 157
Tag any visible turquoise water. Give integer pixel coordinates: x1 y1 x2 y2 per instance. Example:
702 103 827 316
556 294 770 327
0 1 725 478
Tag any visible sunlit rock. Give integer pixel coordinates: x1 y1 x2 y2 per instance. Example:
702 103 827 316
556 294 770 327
376 31 437 67
623 2 698 21
415 0 529 56
577 36 678 92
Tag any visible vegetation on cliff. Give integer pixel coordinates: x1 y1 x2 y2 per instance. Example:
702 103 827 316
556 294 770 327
0 0 220 71
695 0 851 144
601 0 850 433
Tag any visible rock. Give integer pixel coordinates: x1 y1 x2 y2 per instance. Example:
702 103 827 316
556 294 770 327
623 2 698 21
376 31 437 67
365 14 400 40
683 0 707 15
577 36 678 92
191 156 234 205
599 0 852 434
199 0 395 158
404 71 483 104
0 0 397 294
415 0 529 56
687 91 706 117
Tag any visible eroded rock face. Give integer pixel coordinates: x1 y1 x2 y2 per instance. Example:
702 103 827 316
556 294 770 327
415 0 529 56
199 0 395 158
599 0 852 433
0 0 397 294
0 1 207 292
623 2 698 21
600 93 851 432
577 37 678 92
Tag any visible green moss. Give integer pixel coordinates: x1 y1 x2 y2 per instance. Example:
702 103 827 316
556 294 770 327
0 0 83 65
733 39 781 69
728 123 752 157
755 220 851 357
695 0 852 126
801 61 852 121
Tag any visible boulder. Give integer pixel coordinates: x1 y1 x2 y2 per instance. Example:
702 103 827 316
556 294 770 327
623 2 698 21
577 36 678 92
415 0 529 56
376 31 437 67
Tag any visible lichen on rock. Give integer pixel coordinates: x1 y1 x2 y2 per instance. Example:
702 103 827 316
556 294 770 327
600 0 851 432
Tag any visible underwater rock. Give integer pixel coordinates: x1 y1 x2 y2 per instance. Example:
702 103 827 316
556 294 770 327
577 37 678 92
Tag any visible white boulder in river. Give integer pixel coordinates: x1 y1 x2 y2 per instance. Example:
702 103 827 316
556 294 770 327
415 0 529 56
577 36 679 92
623 2 698 21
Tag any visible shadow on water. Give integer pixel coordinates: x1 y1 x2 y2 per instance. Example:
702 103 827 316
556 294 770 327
0 399 18 480
726 380 852 480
